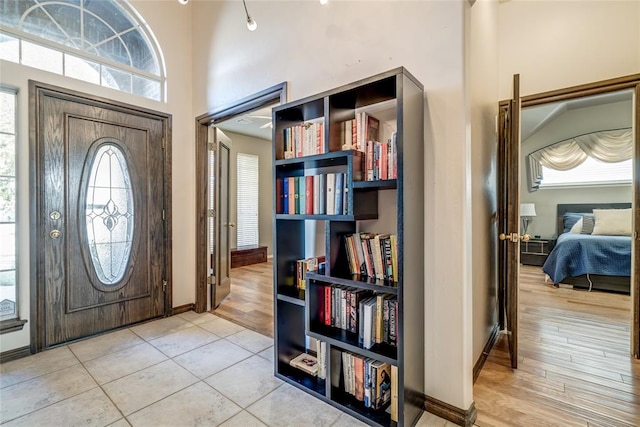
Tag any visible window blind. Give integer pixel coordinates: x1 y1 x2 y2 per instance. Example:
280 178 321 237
236 153 259 247
541 157 632 187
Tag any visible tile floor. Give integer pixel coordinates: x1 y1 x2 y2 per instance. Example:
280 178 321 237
0 312 455 427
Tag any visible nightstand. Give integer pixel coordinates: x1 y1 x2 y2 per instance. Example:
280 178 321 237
520 238 555 266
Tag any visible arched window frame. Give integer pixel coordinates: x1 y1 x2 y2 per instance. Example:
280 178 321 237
0 0 167 102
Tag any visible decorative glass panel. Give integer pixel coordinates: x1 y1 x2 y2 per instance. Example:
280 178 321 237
85 144 134 285
0 0 165 101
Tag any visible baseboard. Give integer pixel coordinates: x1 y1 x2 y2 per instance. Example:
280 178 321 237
171 303 195 315
424 395 477 427
0 346 32 363
473 322 500 383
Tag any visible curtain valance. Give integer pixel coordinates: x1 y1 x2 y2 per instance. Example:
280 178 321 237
527 128 632 191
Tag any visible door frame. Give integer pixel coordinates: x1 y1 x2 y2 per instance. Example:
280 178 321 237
29 81 173 352
194 82 287 313
499 73 640 358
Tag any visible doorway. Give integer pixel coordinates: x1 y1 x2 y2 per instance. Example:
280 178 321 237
30 82 171 352
195 83 287 331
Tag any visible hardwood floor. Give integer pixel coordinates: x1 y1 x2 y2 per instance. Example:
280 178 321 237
474 265 640 427
211 260 274 337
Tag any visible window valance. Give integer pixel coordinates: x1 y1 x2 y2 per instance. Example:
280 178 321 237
527 128 632 191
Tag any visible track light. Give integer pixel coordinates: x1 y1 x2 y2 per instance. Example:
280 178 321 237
178 0 188 5
242 0 257 31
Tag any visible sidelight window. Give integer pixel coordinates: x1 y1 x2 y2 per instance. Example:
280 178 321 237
0 88 17 322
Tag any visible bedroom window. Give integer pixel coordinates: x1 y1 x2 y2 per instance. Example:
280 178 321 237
540 158 632 188
236 153 259 247
0 0 166 102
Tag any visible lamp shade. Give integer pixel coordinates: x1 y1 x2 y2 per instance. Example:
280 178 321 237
520 203 536 217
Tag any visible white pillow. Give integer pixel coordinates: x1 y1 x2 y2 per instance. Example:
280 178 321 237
591 208 632 236
569 218 583 233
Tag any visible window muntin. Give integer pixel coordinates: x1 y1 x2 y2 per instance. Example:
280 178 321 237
541 157 632 188
236 153 259 247
0 0 165 102
0 88 17 320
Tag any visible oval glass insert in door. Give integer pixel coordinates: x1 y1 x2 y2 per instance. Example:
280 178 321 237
85 144 135 285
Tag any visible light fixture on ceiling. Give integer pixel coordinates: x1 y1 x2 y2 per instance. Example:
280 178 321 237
242 0 257 31
320 0 329 5
178 0 188 5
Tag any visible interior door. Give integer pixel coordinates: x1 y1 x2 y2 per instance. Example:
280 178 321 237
498 74 521 369
212 137 231 308
34 85 168 349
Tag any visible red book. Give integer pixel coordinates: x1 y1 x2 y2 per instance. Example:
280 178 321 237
305 175 314 214
380 142 388 180
324 286 332 326
276 178 282 214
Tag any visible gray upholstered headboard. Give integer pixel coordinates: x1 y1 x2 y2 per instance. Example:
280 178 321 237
556 203 632 236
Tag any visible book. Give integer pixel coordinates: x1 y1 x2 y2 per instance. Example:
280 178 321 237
305 175 314 215
326 173 335 215
290 352 318 376
288 177 295 214
354 355 364 401
390 365 398 421
372 361 391 409
298 176 305 215
282 178 289 214
330 347 342 388
335 173 344 215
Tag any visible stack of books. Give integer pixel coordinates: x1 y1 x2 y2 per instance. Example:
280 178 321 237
283 121 325 159
364 132 397 181
295 255 325 291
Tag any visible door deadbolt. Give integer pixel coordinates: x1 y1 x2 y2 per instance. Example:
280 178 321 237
49 211 61 220
50 229 61 239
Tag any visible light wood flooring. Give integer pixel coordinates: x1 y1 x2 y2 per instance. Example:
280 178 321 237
212 260 274 337
474 265 640 427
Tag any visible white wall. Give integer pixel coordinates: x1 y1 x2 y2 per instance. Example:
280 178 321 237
521 100 633 238
0 0 193 352
192 0 471 410
468 0 500 371
219 130 274 255
499 0 640 99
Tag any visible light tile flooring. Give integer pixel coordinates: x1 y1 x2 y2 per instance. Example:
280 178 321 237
1 312 452 427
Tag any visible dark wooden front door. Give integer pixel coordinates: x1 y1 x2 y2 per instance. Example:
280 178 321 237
32 83 170 350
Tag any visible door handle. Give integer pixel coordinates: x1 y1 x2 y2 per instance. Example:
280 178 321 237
499 233 530 243
226 222 235 228
50 229 61 239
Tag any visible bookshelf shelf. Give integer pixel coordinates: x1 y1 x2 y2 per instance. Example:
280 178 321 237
306 272 399 294
307 327 398 365
273 68 424 427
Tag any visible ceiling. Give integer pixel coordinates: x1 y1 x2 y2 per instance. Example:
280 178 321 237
215 105 274 140
521 89 633 141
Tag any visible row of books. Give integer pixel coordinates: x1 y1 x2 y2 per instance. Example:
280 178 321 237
364 133 397 181
331 348 396 415
283 122 325 159
341 112 380 152
317 285 398 349
344 233 398 282
276 174 349 216
295 255 325 291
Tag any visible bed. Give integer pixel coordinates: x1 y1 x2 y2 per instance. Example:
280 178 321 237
542 203 632 294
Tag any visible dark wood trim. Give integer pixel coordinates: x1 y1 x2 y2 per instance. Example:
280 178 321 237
425 395 477 427
171 303 195 315
499 74 640 360
29 80 172 353
0 318 28 335
473 323 499 383
521 74 640 107
0 346 32 363
195 83 287 313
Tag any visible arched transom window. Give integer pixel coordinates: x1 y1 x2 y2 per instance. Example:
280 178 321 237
0 0 166 102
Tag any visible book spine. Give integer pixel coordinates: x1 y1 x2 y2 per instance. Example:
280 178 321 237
389 297 396 345
276 178 282 214
283 178 289 214
313 175 320 215
366 141 374 181
335 173 343 215
326 173 335 215
319 174 326 215
298 176 305 215
324 285 332 326
305 175 314 215
383 297 390 343
288 177 295 214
